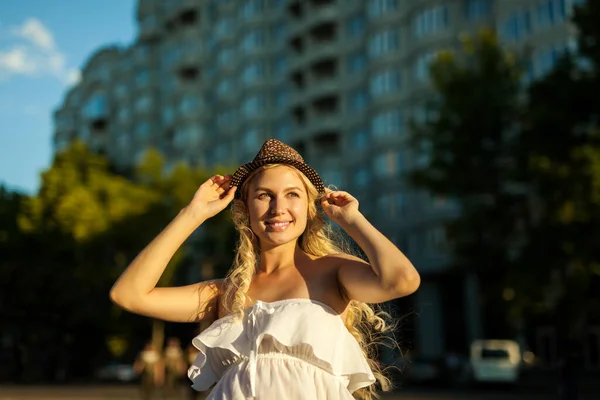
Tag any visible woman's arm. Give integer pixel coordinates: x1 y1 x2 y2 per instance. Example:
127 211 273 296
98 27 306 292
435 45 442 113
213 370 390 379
109 175 236 322
321 190 420 304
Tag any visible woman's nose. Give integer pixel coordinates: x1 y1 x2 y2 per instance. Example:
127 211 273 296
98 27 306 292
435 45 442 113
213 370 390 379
269 197 286 214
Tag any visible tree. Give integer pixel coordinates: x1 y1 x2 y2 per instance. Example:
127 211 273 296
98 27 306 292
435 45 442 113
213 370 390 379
518 0 600 354
4 141 235 381
409 29 527 338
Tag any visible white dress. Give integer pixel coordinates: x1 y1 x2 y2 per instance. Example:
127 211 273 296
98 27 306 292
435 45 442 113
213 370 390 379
187 298 376 399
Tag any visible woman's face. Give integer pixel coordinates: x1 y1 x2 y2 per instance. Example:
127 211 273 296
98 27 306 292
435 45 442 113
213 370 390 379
246 165 309 249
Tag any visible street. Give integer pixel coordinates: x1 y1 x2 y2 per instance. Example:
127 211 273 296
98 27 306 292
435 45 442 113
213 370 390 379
0 385 595 400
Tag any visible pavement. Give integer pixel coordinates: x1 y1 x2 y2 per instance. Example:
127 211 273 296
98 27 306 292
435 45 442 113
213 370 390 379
0 385 597 400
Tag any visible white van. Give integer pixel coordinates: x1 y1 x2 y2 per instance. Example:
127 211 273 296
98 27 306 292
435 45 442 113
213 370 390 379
470 339 521 383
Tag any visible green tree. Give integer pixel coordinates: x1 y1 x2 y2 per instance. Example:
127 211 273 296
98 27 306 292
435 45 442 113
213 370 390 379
518 0 600 344
409 29 527 338
6 141 235 381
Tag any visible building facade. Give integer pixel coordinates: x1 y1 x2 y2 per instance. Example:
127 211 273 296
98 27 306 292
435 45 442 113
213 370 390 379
53 0 584 361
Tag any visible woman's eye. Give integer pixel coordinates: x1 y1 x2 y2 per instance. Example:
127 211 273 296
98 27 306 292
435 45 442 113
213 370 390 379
288 192 300 197
258 193 271 199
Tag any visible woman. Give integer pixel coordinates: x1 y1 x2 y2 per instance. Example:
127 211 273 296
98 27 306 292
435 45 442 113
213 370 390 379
110 139 420 399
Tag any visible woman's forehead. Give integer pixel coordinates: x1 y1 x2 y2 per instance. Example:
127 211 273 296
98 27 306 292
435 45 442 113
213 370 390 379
252 165 305 187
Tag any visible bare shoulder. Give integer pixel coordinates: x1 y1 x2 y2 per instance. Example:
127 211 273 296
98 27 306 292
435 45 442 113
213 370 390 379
309 254 371 312
320 252 370 267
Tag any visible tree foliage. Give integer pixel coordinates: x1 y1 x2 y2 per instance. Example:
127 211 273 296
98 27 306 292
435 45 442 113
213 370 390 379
1 142 235 382
409 29 528 336
409 1 600 345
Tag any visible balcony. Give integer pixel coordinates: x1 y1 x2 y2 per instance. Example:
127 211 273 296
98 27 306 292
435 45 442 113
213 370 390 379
306 1 339 28
304 77 340 102
303 41 339 67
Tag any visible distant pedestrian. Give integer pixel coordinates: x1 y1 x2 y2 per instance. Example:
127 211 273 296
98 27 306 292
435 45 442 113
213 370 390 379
164 337 186 399
133 341 164 400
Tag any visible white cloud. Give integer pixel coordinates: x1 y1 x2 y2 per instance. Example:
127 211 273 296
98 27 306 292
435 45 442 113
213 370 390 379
10 18 56 51
66 69 81 85
0 18 78 85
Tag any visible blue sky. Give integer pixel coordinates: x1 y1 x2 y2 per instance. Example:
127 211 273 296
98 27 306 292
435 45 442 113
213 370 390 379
0 0 136 194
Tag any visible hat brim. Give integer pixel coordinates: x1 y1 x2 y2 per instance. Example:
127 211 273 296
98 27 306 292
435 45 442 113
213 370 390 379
231 156 325 198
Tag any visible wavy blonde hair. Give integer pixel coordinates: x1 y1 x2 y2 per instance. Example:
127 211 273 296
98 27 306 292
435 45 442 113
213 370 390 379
221 164 394 399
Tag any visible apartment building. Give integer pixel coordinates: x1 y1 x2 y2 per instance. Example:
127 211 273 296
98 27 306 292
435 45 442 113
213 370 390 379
52 0 582 361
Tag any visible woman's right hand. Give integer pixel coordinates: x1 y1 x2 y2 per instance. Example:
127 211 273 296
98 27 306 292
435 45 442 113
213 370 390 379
185 174 237 221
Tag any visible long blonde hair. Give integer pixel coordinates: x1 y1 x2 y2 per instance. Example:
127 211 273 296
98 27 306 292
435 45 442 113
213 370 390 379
221 164 394 399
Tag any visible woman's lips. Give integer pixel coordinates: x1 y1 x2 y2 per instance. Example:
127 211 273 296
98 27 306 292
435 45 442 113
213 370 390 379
265 221 292 232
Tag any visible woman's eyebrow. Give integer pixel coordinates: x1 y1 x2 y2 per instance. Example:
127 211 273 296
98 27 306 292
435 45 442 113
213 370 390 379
254 186 303 192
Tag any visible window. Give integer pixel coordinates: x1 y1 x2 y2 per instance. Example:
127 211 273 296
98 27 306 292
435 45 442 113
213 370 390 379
428 226 447 250
275 91 289 110
466 0 491 21
274 58 288 78
537 0 567 28
213 142 228 164
414 5 449 38
242 29 266 52
135 122 151 139
371 110 403 139
140 15 158 32
114 84 128 99
501 10 531 42
179 95 199 117
352 129 368 149
243 129 259 149
134 45 151 63
534 43 570 77
354 167 370 187
135 70 150 87
116 134 131 150
350 90 368 111
370 70 401 97
347 15 365 37
242 0 265 20
347 52 367 73
275 122 291 142
414 51 438 81
321 169 343 186
373 151 402 177
83 93 108 120
273 23 286 43
242 94 266 117
218 47 235 67
55 114 74 131
217 109 236 128
216 18 233 38
242 61 265 84
135 95 153 113
174 125 202 148
217 78 234 98
162 107 174 126
377 192 406 217
368 0 398 18
117 107 131 123
369 29 399 58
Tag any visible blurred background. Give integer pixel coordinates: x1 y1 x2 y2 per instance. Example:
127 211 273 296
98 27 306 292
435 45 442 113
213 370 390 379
1 0 599 399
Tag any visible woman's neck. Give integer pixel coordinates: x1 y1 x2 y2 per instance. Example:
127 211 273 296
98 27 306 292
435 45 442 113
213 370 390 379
258 242 306 275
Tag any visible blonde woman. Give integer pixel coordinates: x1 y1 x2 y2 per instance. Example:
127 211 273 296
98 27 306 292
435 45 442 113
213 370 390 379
110 139 420 400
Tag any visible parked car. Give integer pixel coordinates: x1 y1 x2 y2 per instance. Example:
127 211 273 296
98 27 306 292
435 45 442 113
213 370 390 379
95 363 138 383
470 339 521 384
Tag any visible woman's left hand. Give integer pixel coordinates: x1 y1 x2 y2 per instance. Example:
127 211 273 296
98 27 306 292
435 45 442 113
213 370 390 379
321 189 361 226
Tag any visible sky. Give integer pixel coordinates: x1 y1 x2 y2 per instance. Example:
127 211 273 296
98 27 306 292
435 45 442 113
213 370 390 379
0 0 137 194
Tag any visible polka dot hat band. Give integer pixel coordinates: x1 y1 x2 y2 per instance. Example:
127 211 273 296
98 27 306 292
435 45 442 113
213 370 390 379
230 139 325 197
